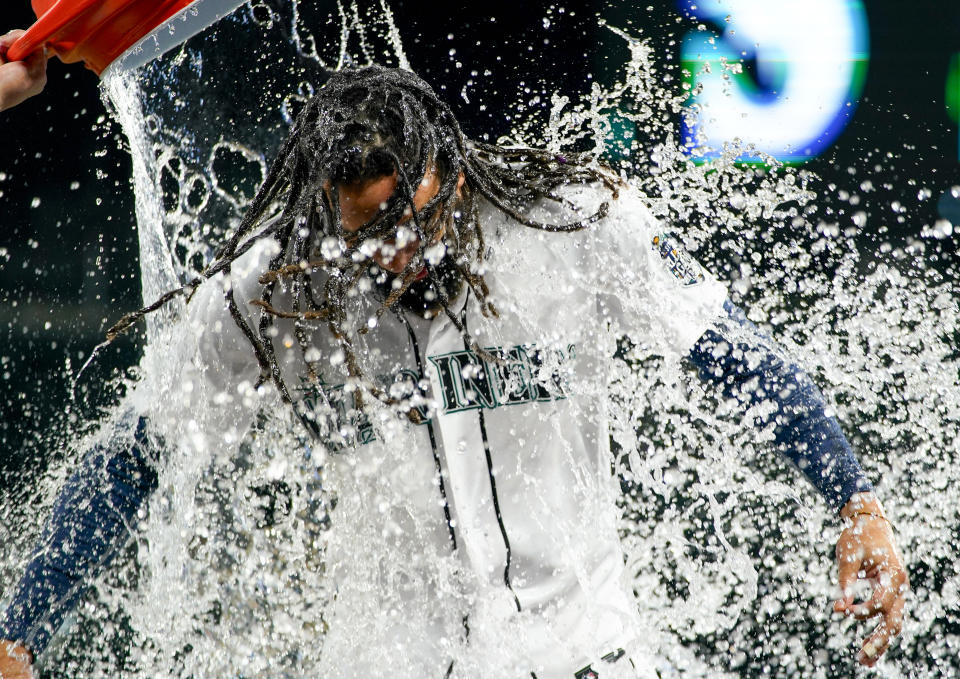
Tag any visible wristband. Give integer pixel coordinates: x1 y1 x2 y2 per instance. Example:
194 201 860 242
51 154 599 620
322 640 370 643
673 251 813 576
847 510 890 525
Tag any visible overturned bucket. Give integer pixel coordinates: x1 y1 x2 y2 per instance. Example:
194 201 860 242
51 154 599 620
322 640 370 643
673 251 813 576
7 0 247 76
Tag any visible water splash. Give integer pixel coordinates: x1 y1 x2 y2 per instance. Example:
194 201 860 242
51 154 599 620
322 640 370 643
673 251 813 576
1 2 957 678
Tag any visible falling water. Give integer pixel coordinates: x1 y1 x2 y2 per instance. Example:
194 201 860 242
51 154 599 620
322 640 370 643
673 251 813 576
1 1 957 677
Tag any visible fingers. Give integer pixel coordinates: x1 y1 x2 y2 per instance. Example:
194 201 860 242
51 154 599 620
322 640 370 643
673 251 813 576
834 536 863 612
0 29 48 111
0 30 27 62
22 50 48 92
850 584 891 620
22 42 48 74
0 641 34 679
0 30 46 70
834 515 910 667
858 621 894 667
858 596 905 669
847 560 908 666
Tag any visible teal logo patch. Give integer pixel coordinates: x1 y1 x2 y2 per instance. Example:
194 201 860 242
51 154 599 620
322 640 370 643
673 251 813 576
652 233 706 287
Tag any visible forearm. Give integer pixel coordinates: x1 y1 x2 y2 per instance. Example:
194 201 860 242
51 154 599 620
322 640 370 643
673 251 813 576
687 301 872 511
0 415 158 657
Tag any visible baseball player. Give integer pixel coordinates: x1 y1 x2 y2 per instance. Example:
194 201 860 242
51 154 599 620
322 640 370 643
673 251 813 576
0 66 907 678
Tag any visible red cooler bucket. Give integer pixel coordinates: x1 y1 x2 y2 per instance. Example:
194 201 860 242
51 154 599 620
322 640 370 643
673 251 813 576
7 0 246 75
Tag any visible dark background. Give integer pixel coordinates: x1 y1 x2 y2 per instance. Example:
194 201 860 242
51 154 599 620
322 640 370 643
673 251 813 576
1 7 141 483
1 1 958 675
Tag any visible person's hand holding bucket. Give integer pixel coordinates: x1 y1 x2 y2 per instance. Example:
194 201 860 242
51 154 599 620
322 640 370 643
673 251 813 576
1 0 247 113
0 29 47 111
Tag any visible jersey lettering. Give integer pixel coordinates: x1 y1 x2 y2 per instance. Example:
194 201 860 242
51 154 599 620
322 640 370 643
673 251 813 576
429 343 574 414
297 342 576 449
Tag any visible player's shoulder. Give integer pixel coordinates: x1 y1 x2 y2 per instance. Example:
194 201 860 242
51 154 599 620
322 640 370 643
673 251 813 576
185 235 280 325
475 180 660 265
529 181 658 229
228 236 282 296
474 180 630 231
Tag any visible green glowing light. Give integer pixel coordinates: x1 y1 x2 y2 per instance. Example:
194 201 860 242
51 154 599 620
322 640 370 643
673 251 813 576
948 53 960 159
946 53 960 123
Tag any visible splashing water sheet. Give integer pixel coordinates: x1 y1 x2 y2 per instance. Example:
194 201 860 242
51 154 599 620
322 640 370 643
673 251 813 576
1 1 958 678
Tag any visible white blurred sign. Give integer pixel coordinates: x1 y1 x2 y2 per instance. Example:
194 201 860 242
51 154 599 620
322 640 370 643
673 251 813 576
680 0 870 163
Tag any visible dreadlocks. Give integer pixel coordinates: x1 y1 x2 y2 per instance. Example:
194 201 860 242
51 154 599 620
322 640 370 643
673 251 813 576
108 65 620 424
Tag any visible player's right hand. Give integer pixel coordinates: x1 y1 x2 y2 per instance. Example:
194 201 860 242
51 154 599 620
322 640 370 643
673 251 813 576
0 30 48 112
0 640 34 679
834 493 909 667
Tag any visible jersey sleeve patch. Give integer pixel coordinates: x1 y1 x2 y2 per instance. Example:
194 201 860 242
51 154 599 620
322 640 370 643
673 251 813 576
651 232 706 287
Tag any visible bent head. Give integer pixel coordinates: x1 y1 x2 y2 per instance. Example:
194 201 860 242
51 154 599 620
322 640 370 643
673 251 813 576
289 65 474 277
336 167 465 274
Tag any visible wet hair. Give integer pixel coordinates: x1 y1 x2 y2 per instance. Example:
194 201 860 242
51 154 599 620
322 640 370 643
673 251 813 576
108 65 620 423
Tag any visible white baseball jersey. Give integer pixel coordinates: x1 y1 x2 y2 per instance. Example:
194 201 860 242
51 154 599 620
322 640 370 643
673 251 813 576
138 184 727 678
